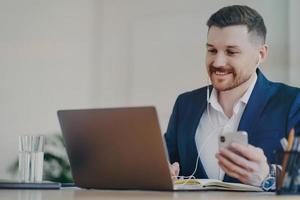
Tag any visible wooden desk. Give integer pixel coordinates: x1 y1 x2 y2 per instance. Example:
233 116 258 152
0 189 299 200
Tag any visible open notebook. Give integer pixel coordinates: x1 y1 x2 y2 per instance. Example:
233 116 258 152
174 179 263 191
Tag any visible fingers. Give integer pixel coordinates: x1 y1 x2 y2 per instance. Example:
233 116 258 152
170 162 180 177
218 160 249 184
218 147 257 172
216 152 252 179
229 143 266 162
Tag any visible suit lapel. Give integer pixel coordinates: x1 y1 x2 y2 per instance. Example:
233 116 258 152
237 69 272 137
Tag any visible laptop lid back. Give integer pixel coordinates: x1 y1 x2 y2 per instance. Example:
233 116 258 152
57 107 173 190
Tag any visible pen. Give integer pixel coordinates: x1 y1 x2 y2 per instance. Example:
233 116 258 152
279 128 295 188
280 138 288 150
287 128 295 151
287 136 300 191
283 136 299 189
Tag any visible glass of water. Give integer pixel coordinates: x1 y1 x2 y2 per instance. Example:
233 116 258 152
18 135 44 183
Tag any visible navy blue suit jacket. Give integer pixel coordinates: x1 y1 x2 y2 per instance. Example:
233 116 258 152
164 69 300 183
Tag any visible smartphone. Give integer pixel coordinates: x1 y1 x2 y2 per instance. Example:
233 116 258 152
219 131 248 149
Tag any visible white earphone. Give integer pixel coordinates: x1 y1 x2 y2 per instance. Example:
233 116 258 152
257 54 262 66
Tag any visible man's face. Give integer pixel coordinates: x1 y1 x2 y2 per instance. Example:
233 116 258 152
206 25 262 91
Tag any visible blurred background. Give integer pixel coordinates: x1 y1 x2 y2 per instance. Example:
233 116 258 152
0 0 299 179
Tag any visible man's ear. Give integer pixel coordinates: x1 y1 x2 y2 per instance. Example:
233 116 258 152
259 44 268 63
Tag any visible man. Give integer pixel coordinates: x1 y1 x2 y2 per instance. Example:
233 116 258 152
165 5 300 190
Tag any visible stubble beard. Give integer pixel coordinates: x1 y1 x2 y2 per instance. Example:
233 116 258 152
208 66 252 92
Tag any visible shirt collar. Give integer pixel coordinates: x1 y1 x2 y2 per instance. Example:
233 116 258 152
209 88 223 113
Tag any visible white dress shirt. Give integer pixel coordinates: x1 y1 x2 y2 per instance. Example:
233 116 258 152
195 74 257 180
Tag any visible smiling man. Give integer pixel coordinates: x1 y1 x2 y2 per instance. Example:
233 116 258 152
165 5 300 191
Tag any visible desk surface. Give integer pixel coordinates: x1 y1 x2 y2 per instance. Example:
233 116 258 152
0 189 299 200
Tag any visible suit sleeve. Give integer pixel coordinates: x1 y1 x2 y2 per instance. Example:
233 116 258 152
164 96 181 164
287 92 300 136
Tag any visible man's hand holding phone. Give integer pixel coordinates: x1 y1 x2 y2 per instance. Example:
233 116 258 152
216 131 269 186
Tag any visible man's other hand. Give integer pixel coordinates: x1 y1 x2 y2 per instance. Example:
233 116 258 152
216 143 269 186
170 162 180 179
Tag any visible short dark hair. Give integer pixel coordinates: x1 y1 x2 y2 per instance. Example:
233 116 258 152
207 5 267 44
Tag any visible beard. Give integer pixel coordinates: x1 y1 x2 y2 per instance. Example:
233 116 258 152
208 65 252 92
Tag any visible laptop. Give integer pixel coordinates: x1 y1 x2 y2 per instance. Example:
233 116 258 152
57 106 175 190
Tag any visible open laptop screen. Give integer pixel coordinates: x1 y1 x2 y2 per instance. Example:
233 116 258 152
58 107 173 190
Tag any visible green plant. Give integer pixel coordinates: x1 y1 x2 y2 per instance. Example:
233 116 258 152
8 134 73 183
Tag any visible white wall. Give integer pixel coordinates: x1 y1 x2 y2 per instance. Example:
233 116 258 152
289 0 300 86
0 0 96 179
0 0 296 179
